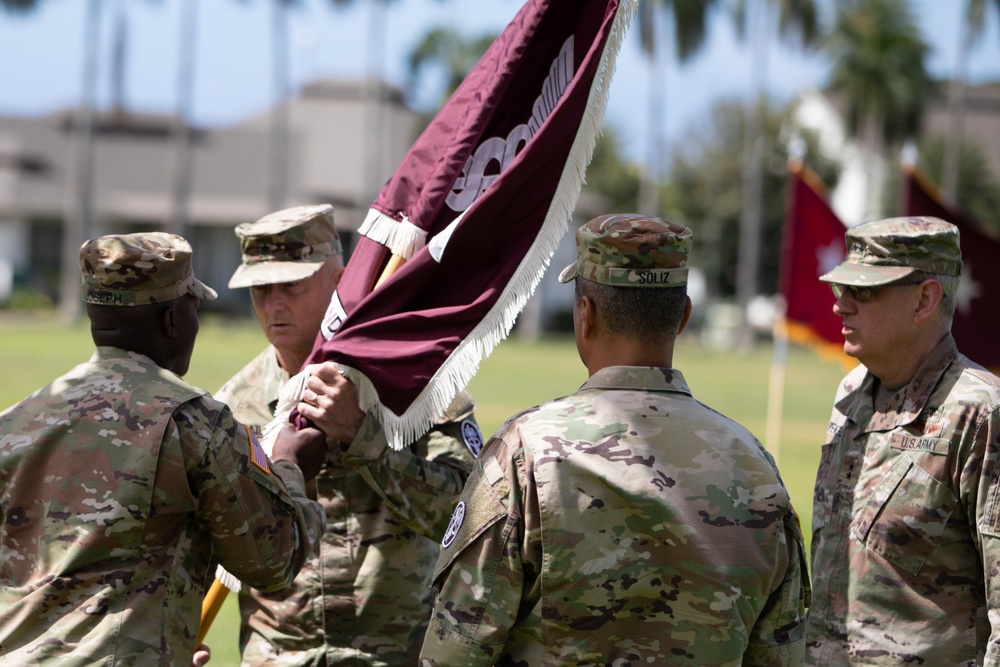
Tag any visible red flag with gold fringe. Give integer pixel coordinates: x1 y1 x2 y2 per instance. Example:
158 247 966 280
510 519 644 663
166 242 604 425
901 166 1000 371
777 160 854 367
293 0 637 449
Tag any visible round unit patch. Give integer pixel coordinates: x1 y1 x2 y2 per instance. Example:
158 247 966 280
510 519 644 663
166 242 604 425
461 419 484 458
441 501 466 549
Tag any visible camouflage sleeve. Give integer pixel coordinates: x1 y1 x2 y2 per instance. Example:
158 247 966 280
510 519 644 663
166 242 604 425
968 404 1000 664
743 506 810 666
179 397 325 592
339 401 480 539
419 430 536 666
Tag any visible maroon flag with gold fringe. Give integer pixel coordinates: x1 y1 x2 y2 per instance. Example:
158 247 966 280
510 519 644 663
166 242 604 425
901 166 1000 370
777 159 853 366
294 0 637 449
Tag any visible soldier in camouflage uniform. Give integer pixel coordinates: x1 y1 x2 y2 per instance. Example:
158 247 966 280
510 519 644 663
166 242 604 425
807 216 1000 665
419 214 810 666
217 205 482 666
0 233 328 666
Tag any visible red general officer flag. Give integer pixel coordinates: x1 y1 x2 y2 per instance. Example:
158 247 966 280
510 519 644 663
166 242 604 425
778 159 853 366
297 0 638 449
901 166 1000 371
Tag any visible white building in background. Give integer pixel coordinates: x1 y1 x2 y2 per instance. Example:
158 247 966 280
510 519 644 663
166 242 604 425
790 82 1000 229
791 89 887 228
0 77 598 329
0 78 421 312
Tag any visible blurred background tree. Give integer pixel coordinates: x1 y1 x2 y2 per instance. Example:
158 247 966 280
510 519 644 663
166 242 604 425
669 97 839 300
942 0 1000 202
824 0 934 219
635 0 720 218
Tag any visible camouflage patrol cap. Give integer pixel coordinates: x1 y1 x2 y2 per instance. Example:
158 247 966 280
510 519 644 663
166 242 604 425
557 214 692 288
228 204 342 289
819 216 962 287
80 232 218 307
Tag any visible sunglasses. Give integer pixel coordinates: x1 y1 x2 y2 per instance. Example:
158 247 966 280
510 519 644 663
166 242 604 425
829 280 925 303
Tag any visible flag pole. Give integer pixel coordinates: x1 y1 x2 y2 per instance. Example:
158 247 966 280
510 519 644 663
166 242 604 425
766 139 807 462
765 295 787 461
374 254 406 290
196 566 241 646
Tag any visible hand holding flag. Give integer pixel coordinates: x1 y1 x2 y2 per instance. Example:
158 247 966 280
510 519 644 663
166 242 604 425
296 0 638 449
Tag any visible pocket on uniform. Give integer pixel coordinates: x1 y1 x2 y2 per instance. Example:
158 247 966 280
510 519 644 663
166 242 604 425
851 453 956 576
811 442 837 535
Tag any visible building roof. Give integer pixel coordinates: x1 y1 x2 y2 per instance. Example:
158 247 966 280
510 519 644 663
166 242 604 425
0 77 421 231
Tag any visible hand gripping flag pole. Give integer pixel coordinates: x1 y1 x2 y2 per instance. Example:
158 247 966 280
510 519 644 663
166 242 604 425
294 0 638 451
198 0 638 643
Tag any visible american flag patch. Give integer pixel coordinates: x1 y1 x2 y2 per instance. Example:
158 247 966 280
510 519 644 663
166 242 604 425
247 425 270 474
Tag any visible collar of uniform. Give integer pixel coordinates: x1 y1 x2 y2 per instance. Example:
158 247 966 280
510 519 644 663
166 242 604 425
838 334 959 433
92 345 160 369
579 366 693 396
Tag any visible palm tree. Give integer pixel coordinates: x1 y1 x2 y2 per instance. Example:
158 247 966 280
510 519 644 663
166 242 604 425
732 0 819 347
826 0 933 220
55 0 102 322
170 0 199 240
260 0 389 211
0 0 39 12
325 0 450 206
268 0 296 211
635 0 719 217
942 0 1000 203
4 0 104 321
227 0 306 214
406 26 496 110
90 0 195 242
2 0 87 319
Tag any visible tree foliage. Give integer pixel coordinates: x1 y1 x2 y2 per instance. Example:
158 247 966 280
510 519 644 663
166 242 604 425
732 0 821 48
0 0 39 13
406 26 496 108
584 125 642 213
637 0 721 61
881 137 1000 236
826 0 934 151
668 98 839 299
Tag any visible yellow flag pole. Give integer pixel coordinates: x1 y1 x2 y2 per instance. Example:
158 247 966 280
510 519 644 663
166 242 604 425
197 567 241 646
374 254 406 290
197 580 227 645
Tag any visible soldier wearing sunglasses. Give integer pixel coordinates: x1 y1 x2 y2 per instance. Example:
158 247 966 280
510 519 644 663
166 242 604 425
806 216 1000 666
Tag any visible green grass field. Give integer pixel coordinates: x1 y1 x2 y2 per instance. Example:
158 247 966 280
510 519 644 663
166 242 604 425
0 313 849 665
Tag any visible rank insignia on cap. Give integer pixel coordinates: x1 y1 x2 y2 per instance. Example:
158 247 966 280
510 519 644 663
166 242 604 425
247 425 270 474
461 419 484 458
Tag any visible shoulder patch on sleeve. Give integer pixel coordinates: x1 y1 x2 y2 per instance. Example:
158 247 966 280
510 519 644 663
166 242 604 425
437 457 507 554
461 418 484 458
441 500 466 548
247 425 270 474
